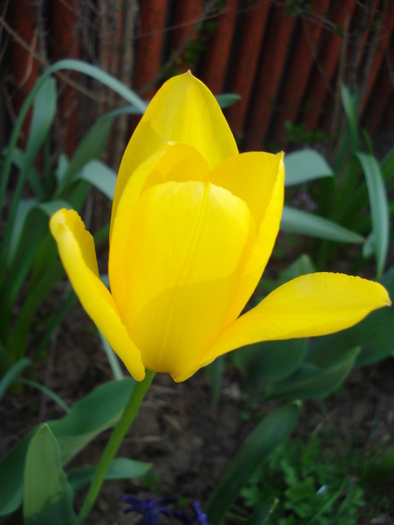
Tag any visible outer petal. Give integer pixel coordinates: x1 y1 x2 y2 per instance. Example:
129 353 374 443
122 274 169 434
209 152 285 325
184 273 391 380
50 209 145 381
117 181 256 378
112 72 238 227
109 143 209 314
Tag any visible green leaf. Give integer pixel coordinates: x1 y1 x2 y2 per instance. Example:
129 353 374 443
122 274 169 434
77 159 117 200
381 145 394 182
0 431 37 516
68 458 151 491
308 268 394 368
0 358 31 403
49 378 137 465
98 331 124 380
23 78 57 199
281 206 364 243
56 114 115 195
265 347 360 402
18 378 70 414
276 254 316 286
204 404 299 525
215 93 241 109
205 355 225 406
284 149 333 187
356 152 390 277
0 379 136 516
8 198 37 265
246 497 279 525
23 424 76 525
233 339 307 384
340 84 360 151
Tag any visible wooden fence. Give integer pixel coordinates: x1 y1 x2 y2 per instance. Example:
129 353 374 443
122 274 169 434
2 0 394 159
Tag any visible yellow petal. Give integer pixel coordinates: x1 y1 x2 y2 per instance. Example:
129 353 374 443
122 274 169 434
49 209 145 381
209 152 285 325
115 181 255 379
112 72 238 227
195 273 391 374
109 144 209 313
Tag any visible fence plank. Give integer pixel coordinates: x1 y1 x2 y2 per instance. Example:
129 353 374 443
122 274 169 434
224 0 270 137
269 0 331 146
243 5 295 151
199 0 238 94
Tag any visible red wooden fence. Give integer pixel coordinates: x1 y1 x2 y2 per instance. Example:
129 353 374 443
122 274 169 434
2 0 394 157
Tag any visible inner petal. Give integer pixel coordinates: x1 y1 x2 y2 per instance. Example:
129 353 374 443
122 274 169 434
118 181 255 377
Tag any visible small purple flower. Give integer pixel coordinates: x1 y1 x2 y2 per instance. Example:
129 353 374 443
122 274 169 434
121 495 178 525
174 501 210 525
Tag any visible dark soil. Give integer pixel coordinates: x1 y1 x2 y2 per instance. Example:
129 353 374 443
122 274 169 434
1 299 394 525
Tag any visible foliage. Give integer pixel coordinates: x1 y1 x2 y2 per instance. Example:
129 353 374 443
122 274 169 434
0 59 148 375
229 259 394 404
239 433 366 525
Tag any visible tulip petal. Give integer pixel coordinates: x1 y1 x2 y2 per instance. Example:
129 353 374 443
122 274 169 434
112 72 238 225
209 152 285 324
49 209 145 381
109 144 209 313
117 181 255 378
192 273 391 377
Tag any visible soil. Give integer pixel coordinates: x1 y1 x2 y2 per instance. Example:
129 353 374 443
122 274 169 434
1 299 394 525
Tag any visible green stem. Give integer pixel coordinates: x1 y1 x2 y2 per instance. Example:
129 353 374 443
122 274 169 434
76 370 155 525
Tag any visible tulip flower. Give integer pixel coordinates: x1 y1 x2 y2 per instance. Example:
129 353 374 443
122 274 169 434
50 72 391 383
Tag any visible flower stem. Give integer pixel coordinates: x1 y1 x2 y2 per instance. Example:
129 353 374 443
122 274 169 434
76 370 156 525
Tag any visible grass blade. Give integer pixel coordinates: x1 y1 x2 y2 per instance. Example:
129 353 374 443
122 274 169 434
284 149 333 187
356 152 390 276
204 404 299 525
281 206 364 243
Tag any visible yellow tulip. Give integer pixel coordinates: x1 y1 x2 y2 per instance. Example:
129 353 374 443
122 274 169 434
50 72 391 382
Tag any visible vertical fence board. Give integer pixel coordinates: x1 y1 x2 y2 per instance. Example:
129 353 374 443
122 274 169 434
50 0 81 157
224 0 270 137
360 0 394 117
2 0 394 156
170 0 204 72
243 6 295 151
133 0 169 97
8 0 40 143
300 0 356 134
362 33 394 136
199 0 238 94
269 0 331 145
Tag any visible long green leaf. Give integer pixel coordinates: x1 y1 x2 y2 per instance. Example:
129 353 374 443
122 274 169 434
245 498 279 525
281 206 364 243
77 159 117 200
0 59 145 278
265 347 360 402
233 338 307 385
356 152 390 277
18 378 70 414
215 93 241 109
0 378 137 517
0 80 56 282
204 404 299 525
284 149 333 187
56 115 115 196
23 78 57 199
98 331 124 380
0 358 31 403
68 458 151 491
23 424 76 525
340 84 360 151
381 145 394 182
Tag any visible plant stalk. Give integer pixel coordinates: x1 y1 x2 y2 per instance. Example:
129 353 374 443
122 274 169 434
76 369 155 525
